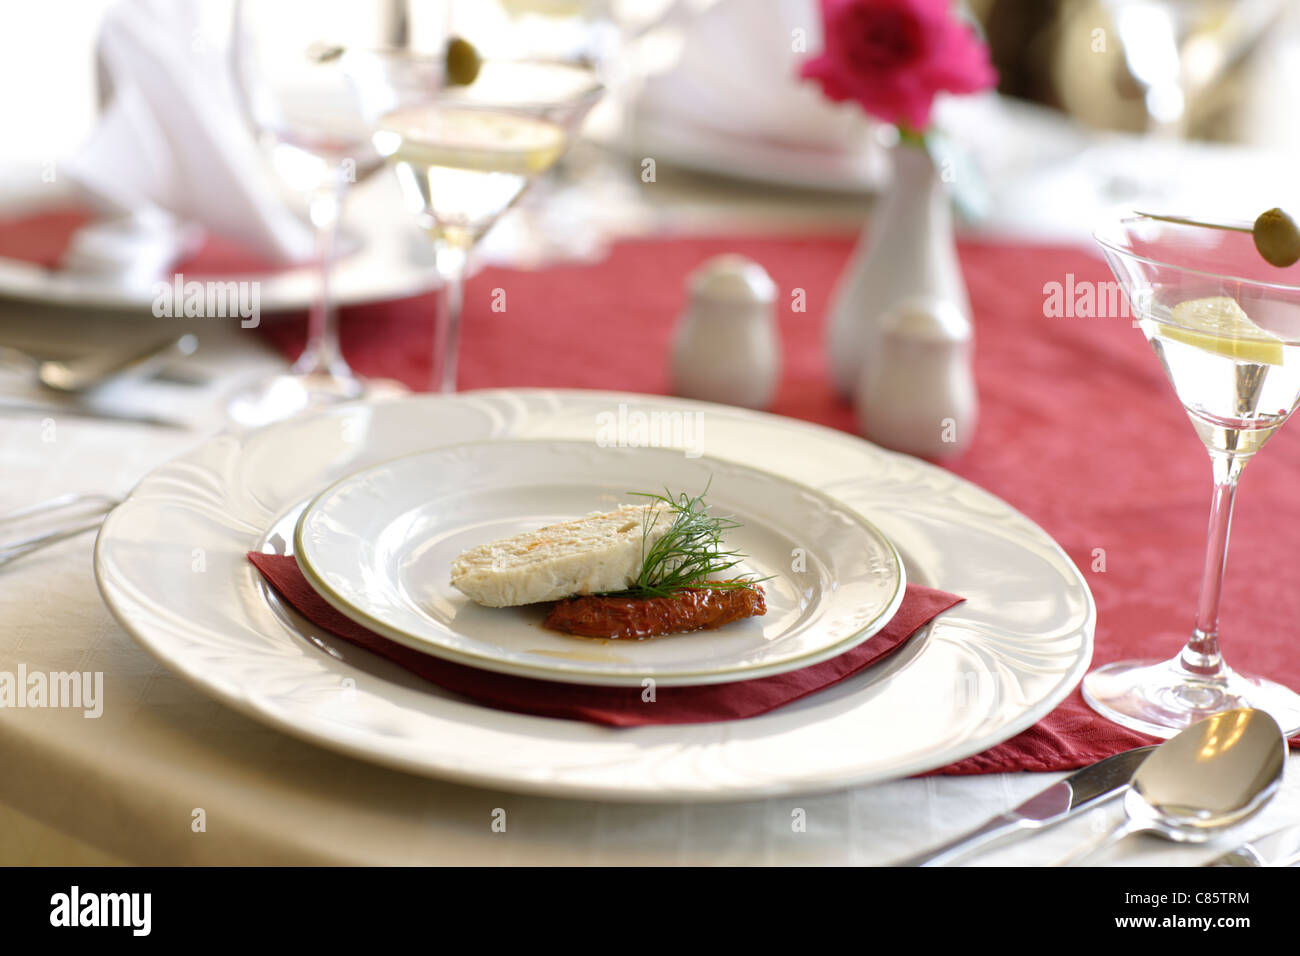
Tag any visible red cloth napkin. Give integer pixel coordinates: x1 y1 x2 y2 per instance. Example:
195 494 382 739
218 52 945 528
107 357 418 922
0 207 283 275
0 209 93 268
248 552 962 727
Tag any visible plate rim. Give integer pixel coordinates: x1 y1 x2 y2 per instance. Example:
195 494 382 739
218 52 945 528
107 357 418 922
290 437 907 686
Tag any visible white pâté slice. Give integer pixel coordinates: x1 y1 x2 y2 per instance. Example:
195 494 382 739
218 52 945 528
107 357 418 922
450 503 667 607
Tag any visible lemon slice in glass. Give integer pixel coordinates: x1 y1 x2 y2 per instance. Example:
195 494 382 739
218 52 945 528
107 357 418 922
1162 296 1285 366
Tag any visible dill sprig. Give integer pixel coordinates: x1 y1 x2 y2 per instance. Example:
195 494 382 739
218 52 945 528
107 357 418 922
604 481 768 599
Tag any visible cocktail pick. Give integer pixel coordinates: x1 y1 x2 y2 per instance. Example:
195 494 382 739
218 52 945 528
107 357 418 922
1134 208 1300 268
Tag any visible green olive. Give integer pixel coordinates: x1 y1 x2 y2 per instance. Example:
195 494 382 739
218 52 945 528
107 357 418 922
445 36 481 87
1252 208 1300 268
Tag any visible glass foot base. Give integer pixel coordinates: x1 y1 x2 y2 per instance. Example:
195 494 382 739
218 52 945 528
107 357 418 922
226 372 407 428
1083 657 1300 738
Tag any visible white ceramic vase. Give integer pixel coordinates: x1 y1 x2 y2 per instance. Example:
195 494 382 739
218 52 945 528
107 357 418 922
825 144 971 398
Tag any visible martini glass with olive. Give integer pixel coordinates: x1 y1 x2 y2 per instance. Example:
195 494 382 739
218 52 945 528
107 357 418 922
345 32 604 391
1086 209 1300 737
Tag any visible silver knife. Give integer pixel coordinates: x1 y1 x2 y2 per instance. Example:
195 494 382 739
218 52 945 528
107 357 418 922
894 746 1157 867
0 399 190 429
1204 824 1300 867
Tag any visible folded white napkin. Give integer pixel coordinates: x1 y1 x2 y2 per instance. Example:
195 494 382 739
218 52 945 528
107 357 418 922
634 0 886 181
59 0 313 287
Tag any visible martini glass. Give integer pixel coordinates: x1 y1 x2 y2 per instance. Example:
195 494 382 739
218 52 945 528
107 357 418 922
345 48 604 391
1086 214 1300 737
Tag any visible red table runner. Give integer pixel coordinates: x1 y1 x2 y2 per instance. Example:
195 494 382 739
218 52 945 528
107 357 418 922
271 233 1300 772
9 213 1300 771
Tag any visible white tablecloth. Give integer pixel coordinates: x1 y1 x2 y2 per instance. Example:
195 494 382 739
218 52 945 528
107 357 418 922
2 308 1297 866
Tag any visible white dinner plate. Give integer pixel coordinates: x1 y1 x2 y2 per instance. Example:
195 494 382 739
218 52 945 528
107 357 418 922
95 389 1095 801
630 113 889 194
294 440 905 687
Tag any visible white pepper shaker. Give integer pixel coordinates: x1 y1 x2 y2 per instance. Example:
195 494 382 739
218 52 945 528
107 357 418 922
855 295 977 459
670 255 780 410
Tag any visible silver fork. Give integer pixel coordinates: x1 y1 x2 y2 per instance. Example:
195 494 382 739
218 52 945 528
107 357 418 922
0 493 120 567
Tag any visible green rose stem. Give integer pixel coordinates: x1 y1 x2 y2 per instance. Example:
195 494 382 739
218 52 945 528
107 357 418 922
896 124 928 150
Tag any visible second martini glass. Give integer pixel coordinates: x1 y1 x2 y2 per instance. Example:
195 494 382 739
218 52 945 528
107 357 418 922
350 54 604 391
1087 214 1300 737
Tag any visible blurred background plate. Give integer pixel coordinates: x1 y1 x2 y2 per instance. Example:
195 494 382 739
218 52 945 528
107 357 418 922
628 110 887 194
0 173 437 314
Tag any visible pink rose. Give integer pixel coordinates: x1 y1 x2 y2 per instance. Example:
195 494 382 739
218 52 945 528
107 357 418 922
800 0 997 131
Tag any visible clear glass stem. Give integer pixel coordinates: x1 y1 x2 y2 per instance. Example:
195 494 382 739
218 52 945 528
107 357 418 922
1181 451 1247 681
431 242 468 393
292 176 352 380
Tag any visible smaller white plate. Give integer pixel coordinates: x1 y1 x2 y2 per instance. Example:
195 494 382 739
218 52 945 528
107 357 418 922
294 440 905 687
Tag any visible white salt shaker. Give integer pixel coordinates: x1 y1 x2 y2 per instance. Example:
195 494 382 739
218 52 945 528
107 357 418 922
855 296 977 459
671 255 780 409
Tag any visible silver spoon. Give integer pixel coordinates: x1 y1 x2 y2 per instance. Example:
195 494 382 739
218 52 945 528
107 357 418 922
1062 708 1285 866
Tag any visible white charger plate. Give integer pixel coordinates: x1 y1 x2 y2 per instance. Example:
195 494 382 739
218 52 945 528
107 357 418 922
294 440 904 687
94 389 1095 801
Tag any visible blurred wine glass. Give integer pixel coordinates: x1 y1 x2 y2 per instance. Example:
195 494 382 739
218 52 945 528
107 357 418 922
454 0 624 269
225 0 438 426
